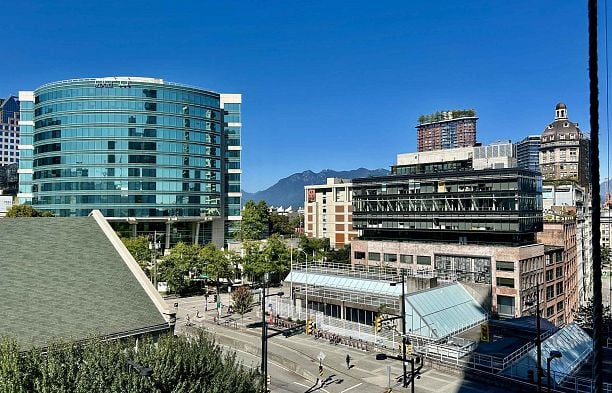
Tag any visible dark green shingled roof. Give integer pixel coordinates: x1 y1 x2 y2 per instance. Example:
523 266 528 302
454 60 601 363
0 217 168 349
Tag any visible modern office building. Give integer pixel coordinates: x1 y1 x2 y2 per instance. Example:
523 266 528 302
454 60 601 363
351 147 544 319
416 109 477 152
0 96 20 165
539 103 590 188
304 178 358 249
18 77 241 247
516 135 541 173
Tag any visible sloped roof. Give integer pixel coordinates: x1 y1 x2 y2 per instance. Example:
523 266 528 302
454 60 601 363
501 323 592 385
285 270 402 297
0 213 170 348
405 283 487 339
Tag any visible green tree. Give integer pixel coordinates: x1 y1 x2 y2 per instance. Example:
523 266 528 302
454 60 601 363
0 332 260 392
269 213 294 235
242 241 274 283
158 242 199 294
326 244 351 264
6 204 54 217
199 243 231 298
298 234 330 262
236 200 268 241
231 285 254 326
122 236 154 274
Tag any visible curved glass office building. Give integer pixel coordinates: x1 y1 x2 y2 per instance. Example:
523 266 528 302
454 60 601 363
18 77 242 246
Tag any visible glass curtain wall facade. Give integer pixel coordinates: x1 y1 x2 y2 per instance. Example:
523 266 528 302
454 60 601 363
19 78 241 246
352 168 543 244
220 94 242 241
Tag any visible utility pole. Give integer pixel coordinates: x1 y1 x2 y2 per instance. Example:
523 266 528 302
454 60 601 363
535 281 543 393
261 274 268 393
401 272 407 389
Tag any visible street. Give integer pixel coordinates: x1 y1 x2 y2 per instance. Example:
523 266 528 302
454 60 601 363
169 294 509 393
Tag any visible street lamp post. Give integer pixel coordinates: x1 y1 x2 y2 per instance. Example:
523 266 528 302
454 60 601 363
260 272 284 393
547 350 562 392
525 280 543 393
297 249 308 317
149 231 161 289
390 271 407 389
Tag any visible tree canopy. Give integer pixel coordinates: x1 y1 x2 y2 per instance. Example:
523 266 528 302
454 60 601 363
0 332 259 393
6 204 54 217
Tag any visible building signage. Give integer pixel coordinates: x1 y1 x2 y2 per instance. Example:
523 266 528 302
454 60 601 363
308 189 316 203
94 79 132 88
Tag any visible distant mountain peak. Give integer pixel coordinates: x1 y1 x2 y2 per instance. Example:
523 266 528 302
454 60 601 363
242 168 390 208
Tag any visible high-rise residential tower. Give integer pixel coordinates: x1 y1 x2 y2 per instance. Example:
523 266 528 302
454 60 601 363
18 77 241 247
0 96 20 165
416 109 477 152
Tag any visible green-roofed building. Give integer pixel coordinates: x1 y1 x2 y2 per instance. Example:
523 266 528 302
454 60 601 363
0 210 174 349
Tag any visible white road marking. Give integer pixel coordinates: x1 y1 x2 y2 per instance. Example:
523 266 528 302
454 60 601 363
293 382 330 393
340 383 362 393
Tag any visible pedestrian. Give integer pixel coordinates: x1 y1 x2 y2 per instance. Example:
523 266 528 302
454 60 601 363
346 354 351 370
196 309 200 318
186 313 191 326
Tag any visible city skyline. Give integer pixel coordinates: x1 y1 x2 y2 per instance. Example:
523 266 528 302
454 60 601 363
1 1 601 192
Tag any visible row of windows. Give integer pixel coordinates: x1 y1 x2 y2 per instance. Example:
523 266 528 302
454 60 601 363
34 180 221 193
33 194 221 206
35 114 220 132
36 87 220 107
33 167 220 181
354 216 542 233
35 101 221 120
34 128 221 144
34 141 221 156
42 207 216 218
354 177 541 196
33 154 221 168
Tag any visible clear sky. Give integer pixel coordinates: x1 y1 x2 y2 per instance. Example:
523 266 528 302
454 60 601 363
2 1 605 192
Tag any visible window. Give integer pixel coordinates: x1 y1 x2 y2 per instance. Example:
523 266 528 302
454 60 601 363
546 269 554 281
368 252 380 261
496 277 515 288
496 261 515 271
546 285 554 300
400 255 413 264
556 267 563 278
354 252 365 260
547 306 555 317
557 301 564 312
556 282 564 295
417 255 431 265
384 253 397 263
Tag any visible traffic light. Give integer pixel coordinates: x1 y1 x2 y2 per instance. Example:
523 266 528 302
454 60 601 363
407 343 413 355
480 323 490 342
375 314 382 333
266 375 271 385
306 319 313 335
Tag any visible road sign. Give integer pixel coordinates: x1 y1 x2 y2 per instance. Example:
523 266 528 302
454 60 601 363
318 351 326 362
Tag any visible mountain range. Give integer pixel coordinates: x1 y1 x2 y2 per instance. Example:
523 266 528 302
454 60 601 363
242 168 390 208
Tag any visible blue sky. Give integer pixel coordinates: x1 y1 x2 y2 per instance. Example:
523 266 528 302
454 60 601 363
1 1 605 191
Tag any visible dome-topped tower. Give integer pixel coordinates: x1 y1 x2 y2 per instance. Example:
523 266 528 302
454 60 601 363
555 102 567 120
539 102 590 187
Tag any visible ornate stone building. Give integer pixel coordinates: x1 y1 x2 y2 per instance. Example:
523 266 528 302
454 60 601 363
539 103 590 188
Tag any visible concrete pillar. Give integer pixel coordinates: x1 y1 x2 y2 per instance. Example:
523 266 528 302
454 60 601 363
132 223 137 237
211 218 224 248
193 222 201 245
165 222 171 249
